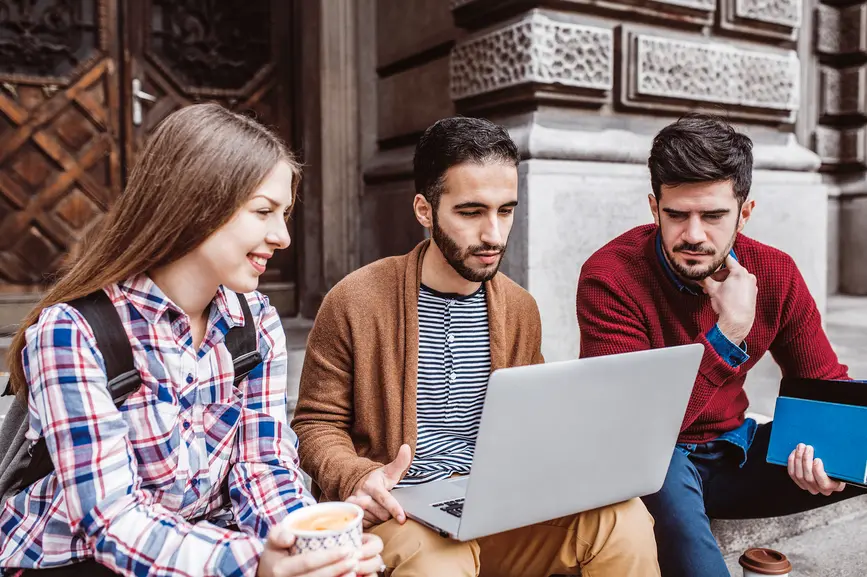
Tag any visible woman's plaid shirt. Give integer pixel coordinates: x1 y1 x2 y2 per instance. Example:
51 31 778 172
0 275 314 576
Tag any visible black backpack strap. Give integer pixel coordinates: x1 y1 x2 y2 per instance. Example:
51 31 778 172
68 290 142 406
14 291 140 492
17 291 261 508
218 293 264 510
1 293 138 399
224 293 262 386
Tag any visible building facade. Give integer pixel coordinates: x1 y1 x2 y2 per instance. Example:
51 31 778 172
0 0 862 376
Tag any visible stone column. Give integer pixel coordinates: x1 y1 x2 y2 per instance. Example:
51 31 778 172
297 0 363 316
815 2 867 294
450 1 819 418
360 1 457 264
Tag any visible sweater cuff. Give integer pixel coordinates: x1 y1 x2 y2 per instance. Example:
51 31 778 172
705 324 750 368
696 332 741 386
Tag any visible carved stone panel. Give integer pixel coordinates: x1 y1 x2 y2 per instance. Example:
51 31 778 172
450 12 613 110
814 125 866 166
720 0 801 41
619 28 799 122
735 0 800 24
816 4 867 57
820 65 867 119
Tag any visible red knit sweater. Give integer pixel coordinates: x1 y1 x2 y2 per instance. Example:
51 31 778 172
577 224 848 443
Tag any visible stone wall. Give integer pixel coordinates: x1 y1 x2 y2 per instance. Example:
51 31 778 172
447 1 826 414
815 1 867 294
360 0 459 265
364 0 829 415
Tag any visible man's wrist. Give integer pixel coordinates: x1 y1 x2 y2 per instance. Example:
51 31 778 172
717 319 746 345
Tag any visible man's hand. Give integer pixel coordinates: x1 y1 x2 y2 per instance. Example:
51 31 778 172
348 444 412 528
698 255 757 346
788 443 846 496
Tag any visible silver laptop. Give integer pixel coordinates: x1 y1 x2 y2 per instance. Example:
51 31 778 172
391 344 703 541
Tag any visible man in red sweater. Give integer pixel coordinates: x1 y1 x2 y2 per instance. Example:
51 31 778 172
577 113 866 577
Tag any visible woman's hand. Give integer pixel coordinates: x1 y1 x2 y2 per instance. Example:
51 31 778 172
356 534 386 576
257 523 385 577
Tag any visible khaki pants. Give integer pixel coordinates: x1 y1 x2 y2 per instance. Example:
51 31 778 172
370 498 660 577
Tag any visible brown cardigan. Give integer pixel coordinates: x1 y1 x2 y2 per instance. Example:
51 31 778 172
292 240 545 501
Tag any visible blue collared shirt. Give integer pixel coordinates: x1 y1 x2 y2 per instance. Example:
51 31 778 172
655 233 757 465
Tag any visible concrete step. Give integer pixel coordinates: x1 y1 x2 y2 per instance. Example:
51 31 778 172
712 495 867 557
0 336 10 373
283 316 312 416
0 293 39 337
723 506 867 576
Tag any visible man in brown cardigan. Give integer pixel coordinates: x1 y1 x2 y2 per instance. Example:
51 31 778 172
293 117 659 576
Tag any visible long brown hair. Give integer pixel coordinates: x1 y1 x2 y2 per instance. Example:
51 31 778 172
7 103 300 396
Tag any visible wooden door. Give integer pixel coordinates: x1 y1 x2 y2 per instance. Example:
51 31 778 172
122 0 299 315
0 0 299 317
0 0 123 286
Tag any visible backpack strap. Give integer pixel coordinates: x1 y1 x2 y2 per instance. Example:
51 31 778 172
12 290 263 508
68 290 142 405
2 292 139 399
216 293 263 510
224 294 262 386
13 290 139 492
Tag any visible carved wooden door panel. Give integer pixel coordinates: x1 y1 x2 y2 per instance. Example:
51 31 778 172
122 0 298 315
0 0 122 285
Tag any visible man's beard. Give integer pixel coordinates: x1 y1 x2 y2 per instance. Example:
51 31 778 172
662 221 738 282
431 215 506 283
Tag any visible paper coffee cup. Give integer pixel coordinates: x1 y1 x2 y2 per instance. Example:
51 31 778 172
282 502 364 556
739 548 792 576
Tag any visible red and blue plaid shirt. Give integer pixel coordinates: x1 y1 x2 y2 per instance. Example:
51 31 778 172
0 275 314 576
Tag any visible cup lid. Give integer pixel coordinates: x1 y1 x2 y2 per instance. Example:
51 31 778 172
738 548 792 575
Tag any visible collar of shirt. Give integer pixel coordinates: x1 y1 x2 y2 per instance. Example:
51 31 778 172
419 282 486 301
118 273 246 329
654 231 739 295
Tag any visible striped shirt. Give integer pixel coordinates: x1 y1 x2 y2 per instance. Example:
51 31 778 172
399 284 491 486
0 274 314 576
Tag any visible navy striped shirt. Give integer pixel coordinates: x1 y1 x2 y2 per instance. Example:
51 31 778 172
399 283 491 486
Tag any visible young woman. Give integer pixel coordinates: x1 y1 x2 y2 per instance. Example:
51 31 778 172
0 104 383 577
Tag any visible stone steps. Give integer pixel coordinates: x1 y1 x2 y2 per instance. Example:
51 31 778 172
723 508 867 576
713 495 867 557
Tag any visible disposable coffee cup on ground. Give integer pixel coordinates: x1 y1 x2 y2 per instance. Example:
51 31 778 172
739 548 793 576
281 502 364 556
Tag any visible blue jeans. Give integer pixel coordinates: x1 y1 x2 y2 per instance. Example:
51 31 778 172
642 422 866 577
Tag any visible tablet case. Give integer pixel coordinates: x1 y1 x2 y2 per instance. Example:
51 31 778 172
767 377 867 486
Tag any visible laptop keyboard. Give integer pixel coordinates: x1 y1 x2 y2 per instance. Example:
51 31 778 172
432 498 464 518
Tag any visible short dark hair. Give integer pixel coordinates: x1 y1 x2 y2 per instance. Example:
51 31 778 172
648 113 753 204
413 116 519 210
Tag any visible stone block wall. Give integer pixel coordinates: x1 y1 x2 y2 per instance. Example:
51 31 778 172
447 1 822 373
815 0 867 294
360 0 459 265
362 1 838 415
